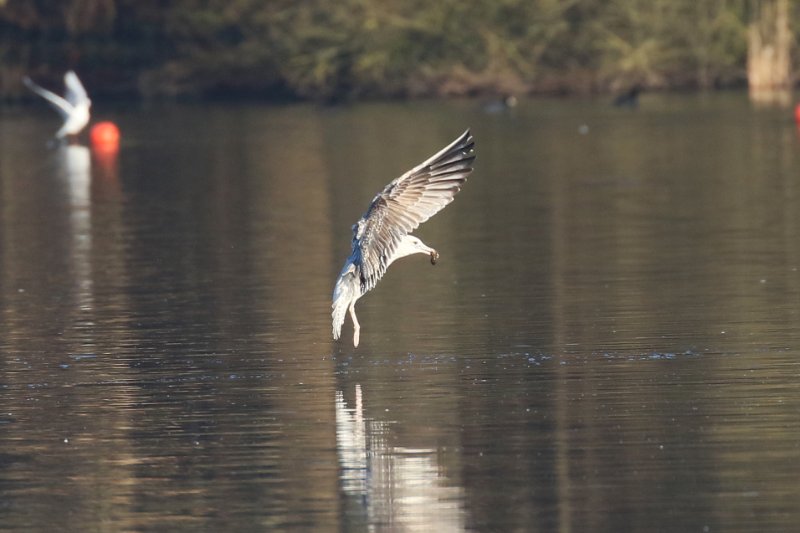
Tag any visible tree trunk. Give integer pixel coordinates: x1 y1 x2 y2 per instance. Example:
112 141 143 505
747 0 792 105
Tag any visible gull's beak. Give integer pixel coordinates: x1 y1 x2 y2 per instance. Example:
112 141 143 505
417 241 438 264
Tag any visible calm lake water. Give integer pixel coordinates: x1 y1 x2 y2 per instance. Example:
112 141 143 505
1 94 799 532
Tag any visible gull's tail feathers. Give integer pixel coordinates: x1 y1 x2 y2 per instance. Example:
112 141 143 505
332 264 358 341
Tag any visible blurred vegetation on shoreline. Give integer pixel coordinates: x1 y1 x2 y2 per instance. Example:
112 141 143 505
1 0 798 101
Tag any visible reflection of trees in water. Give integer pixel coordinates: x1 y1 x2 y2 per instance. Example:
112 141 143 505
0 140 138 530
112 107 341 529
0 107 346 530
458 99 800 532
336 384 465 532
2 100 799 531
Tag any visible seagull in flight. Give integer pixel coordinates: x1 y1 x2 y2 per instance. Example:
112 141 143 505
24 70 91 142
332 130 475 347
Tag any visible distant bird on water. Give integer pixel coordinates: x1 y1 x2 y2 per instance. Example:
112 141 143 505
24 70 91 142
332 130 475 347
483 94 518 114
613 85 642 108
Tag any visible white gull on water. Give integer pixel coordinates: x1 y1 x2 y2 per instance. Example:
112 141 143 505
24 70 91 141
332 130 475 347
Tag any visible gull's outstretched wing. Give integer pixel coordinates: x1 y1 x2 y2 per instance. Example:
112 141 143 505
23 76 73 119
63 71 90 107
352 129 475 292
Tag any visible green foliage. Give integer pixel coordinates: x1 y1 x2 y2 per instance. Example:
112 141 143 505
0 0 796 99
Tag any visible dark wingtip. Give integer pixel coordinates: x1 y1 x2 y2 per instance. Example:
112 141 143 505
428 129 475 173
458 129 475 156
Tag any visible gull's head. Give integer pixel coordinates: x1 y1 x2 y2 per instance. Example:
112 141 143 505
402 235 438 265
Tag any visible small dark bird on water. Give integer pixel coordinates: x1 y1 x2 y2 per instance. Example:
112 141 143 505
483 94 518 114
332 130 475 347
613 85 642 108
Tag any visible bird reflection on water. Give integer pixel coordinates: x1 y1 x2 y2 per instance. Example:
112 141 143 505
335 384 465 530
55 145 94 313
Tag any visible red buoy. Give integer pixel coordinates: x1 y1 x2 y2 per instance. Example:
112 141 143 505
90 121 120 150
795 103 800 125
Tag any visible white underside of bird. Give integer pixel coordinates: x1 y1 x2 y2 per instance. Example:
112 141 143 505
332 130 475 347
24 70 91 140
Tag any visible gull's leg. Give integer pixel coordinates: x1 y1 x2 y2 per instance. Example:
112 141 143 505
349 303 360 347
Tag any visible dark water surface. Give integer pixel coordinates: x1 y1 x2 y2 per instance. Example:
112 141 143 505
1 94 799 531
